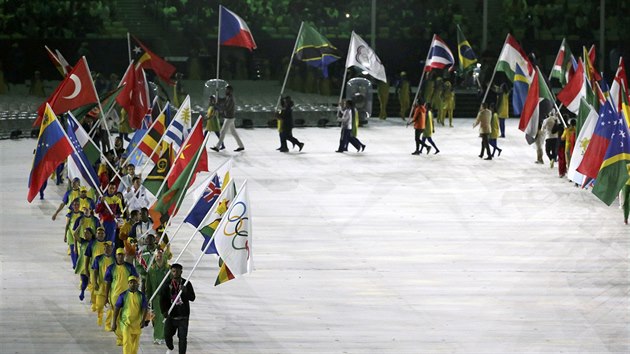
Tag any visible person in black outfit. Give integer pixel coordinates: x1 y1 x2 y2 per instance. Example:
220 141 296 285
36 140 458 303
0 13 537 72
160 263 195 354
277 96 304 152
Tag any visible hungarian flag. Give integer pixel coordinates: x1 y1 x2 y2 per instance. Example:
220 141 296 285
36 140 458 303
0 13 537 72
167 116 208 188
143 145 172 196
519 68 554 144
556 59 586 114
219 6 257 51
293 22 340 78
137 107 167 163
116 62 150 130
33 57 98 127
495 34 533 115
591 110 630 205
131 35 176 84
148 141 206 230
456 25 477 73
28 104 74 202
549 38 575 86
577 101 618 179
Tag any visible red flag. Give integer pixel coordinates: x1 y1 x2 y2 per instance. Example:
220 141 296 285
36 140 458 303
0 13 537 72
33 57 99 127
577 101 617 179
557 60 586 114
45 45 67 78
131 35 176 84
116 62 150 130
167 117 208 188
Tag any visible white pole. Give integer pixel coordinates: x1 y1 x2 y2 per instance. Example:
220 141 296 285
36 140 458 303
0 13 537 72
216 5 222 80
337 32 355 105
127 32 132 64
276 22 304 111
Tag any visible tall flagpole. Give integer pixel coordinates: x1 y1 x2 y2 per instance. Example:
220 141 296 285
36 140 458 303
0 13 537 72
127 32 132 64
216 5 222 80
83 56 118 158
164 181 247 319
337 32 354 105
481 33 510 105
276 22 305 111
408 34 435 120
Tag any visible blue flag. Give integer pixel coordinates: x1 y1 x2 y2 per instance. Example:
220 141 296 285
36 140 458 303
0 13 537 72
66 121 100 189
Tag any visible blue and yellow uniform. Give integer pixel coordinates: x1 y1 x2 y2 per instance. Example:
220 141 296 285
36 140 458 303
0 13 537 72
105 259 138 345
92 250 114 328
65 210 84 268
115 288 148 354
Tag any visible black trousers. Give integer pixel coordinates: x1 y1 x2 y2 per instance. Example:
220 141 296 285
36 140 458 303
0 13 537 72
479 133 491 158
545 138 558 161
280 131 300 149
165 317 189 354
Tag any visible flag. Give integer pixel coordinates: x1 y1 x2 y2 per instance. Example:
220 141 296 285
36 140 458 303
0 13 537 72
557 59 587 114
577 101 618 179
549 38 574 86
137 108 167 163
495 34 533 82
424 34 455 72
33 57 99 127
512 64 530 116
583 46 602 83
219 6 257 51
67 112 101 166
143 146 172 196
131 35 177 84
167 116 208 188
116 62 150 130
66 119 99 190
215 258 235 286
519 68 554 144
199 180 236 255
27 104 74 202
610 57 630 118
214 181 252 277
184 159 232 228
123 128 147 166
345 32 387 83
45 45 68 78
568 99 599 185
621 84 630 128
293 22 340 78
456 25 477 73
592 111 630 205
148 141 206 230
163 95 192 153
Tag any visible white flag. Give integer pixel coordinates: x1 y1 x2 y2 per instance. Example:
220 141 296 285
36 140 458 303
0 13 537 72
568 99 598 184
163 95 192 154
214 181 252 276
345 32 387 83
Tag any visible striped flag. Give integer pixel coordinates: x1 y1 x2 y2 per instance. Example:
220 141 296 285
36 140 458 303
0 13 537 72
163 95 192 154
67 112 101 165
424 34 455 72
519 67 554 145
66 120 100 190
137 108 167 163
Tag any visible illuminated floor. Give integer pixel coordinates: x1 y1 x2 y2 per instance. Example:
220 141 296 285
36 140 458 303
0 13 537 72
1 118 628 353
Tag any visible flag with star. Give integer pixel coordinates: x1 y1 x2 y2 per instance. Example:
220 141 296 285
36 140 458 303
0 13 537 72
131 35 176 84
167 114 207 188
184 159 233 229
577 101 618 179
66 118 100 190
198 180 237 255
592 109 630 205
123 129 147 167
163 95 192 154
28 104 74 202
143 145 172 196
67 112 101 165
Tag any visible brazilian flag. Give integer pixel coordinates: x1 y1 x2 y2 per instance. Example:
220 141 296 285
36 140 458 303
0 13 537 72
456 25 477 73
293 22 340 77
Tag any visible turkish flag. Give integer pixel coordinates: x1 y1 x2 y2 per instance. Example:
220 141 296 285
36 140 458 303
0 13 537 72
33 57 98 127
116 62 150 129
167 117 208 188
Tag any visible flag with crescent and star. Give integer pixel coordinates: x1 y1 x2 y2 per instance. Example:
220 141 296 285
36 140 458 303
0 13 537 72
33 57 99 127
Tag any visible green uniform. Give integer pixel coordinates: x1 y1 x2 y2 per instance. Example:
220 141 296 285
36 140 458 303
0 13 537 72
145 260 169 341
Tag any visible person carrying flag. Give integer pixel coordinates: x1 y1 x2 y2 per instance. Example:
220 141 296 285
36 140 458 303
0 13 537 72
407 99 431 155
160 263 195 354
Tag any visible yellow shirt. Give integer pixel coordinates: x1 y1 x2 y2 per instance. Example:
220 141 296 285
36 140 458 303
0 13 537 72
117 290 147 332
93 254 113 296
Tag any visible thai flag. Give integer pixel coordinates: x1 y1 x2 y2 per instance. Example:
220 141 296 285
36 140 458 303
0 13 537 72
219 6 257 51
424 35 455 72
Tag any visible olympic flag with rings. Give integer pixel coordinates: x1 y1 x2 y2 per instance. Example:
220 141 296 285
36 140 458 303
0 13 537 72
214 180 252 276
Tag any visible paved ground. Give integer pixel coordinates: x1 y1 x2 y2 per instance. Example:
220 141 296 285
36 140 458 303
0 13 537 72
1 118 628 353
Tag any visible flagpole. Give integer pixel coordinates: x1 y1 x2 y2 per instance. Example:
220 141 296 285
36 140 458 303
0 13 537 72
408 34 435 120
127 32 132 64
216 5 222 80
147 168 232 304
535 66 567 128
83 56 118 158
481 33 510 105
60 113 115 216
68 112 129 190
337 32 355 106
277 22 304 112
140 134 210 269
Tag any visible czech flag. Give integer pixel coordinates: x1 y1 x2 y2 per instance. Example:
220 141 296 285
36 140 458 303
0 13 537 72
27 104 74 202
219 6 257 51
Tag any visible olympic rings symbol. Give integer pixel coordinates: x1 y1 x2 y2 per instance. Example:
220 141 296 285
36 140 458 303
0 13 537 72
222 201 249 251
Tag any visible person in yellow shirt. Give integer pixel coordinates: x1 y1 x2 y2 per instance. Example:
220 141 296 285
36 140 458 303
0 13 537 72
65 199 84 269
561 118 577 167
74 227 94 301
489 105 503 157
92 241 114 328
105 248 139 345
112 276 148 354
442 81 455 127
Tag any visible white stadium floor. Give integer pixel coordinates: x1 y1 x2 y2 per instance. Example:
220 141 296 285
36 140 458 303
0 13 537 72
1 117 628 353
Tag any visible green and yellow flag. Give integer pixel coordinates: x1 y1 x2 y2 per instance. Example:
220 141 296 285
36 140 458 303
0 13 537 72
294 22 340 77
456 25 477 73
